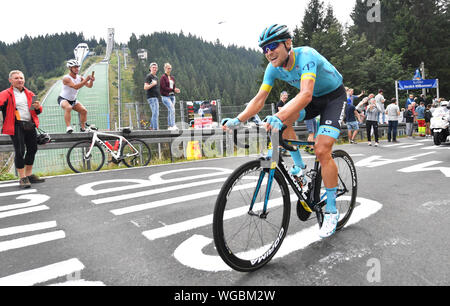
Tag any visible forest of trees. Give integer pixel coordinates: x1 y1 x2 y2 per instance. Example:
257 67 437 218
267 0 449 105
0 0 448 108
128 32 262 106
0 33 105 93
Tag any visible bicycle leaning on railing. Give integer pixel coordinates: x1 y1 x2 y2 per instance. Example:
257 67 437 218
212 124 358 272
66 127 151 173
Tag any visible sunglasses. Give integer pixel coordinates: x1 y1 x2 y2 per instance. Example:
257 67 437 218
262 42 280 54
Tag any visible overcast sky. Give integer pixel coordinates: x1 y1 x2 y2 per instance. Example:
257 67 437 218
1 0 357 49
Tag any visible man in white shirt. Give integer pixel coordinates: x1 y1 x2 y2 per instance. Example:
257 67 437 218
385 98 400 143
375 89 386 124
58 59 95 133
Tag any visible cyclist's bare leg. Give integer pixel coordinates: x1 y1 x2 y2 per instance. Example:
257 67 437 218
72 102 88 129
60 100 73 128
315 135 338 188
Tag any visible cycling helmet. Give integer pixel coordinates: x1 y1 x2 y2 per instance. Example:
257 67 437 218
66 59 80 68
258 24 292 48
37 133 51 145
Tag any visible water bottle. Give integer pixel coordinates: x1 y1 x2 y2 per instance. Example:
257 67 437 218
105 141 113 150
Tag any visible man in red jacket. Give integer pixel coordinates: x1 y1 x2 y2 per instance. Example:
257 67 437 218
0 70 45 188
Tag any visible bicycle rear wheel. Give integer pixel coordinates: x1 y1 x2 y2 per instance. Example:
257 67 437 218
67 141 105 173
314 150 357 230
121 139 151 168
213 160 291 272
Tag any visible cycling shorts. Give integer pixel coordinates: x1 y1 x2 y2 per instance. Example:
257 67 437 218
298 85 347 140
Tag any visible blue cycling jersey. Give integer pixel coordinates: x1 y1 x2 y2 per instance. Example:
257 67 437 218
261 47 343 97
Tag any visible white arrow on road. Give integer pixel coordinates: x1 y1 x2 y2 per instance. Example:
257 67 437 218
398 161 450 177
355 152 435 168
173 197 383 272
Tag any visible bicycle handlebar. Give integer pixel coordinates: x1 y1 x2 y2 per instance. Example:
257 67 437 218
221 120 297 152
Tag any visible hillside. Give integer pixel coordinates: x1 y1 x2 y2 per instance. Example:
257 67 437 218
0 33 106 93
128 32 264 106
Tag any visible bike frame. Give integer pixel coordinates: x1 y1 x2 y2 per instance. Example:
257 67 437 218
84 131 139 160
250 139 326 224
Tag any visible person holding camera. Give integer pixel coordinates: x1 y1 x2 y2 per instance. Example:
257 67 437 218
0 70 45 188
366 98 383 147
58 59 95 133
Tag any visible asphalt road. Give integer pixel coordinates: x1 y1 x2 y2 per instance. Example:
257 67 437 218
0 137 449 286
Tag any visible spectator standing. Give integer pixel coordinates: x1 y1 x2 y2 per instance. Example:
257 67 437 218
406 94 415 109
144 62 161 130
345 100 362 144
277 91 289 111
385 98 400 143
424 104 433 138
404 104 415 138
304 117 318 154
399 108 405 123
366 98 382 146
58 59 95 133
416 102 426 137
160 63 181 131
346 88 365 105
375 89 386 124
0 70 45 188
356 97 369 121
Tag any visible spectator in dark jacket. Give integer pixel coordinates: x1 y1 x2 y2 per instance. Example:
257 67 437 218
160 63 181 130
0 70 45 188
404 104 415 138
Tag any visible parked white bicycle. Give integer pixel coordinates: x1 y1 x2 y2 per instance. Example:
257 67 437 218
66 127 151 173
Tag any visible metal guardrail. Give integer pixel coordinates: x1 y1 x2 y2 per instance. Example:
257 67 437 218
0 123 409 153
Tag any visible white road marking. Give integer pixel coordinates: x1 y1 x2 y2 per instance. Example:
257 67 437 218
49 280 105 286
75 167 233 196
92 177 229 205
0 182 19 188
0 189 37 197
173 197 383 272
398 161 450 177
0 194 50 212
0 258 84 286
0 221 57 237
147 167 233 184
110 182 258 216
0 230 65 253
0 205 49 219
384 143 412 148
143 196 292 241
398 144 424 149
355 152 435 168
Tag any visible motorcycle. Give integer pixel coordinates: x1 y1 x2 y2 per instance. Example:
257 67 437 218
430 103 450 145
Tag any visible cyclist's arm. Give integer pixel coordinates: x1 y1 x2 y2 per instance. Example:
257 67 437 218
276 78 314 122
236 89 269 123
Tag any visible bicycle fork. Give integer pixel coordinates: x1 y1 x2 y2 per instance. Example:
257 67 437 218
249 163 276 219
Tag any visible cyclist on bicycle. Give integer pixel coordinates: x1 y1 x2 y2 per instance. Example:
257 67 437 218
222 24 347 238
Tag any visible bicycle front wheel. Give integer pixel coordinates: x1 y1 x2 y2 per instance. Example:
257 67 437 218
67 141 105 173
121 139 151 168
213 160 291 272
314 150 357 230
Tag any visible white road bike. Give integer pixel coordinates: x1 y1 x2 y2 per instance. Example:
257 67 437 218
66 127 151 173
